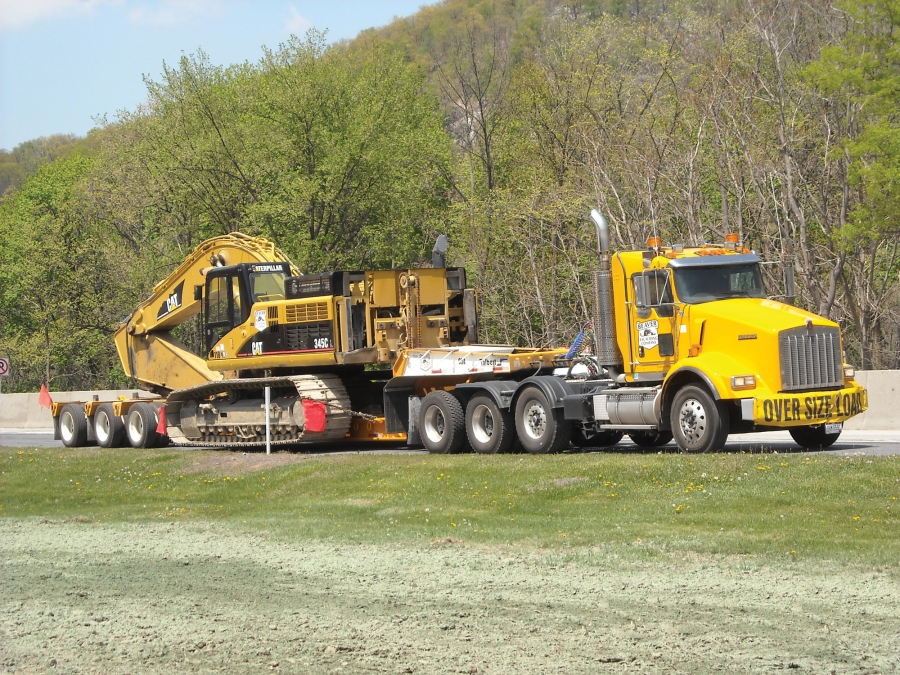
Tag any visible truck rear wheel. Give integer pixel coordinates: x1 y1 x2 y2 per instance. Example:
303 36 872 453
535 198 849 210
515 387 572 454
419 391 467 454
94 403 126 448
670 385 728 453
628 430 673 448
126 402 160 449
466 395 515 454
789 425 841 449
59 404 88 448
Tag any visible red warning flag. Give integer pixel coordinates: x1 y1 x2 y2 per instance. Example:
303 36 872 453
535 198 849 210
156 405 168 436
301 399 327 432
37 384 53 409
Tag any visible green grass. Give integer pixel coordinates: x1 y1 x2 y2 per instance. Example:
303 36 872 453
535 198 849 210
2 445 899 564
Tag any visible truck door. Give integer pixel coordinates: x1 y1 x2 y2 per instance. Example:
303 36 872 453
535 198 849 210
630 269 677 374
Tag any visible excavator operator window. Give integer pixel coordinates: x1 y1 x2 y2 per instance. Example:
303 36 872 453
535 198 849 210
206 273 239 354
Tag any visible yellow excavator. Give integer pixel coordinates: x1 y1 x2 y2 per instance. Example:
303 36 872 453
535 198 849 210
55 232 477 448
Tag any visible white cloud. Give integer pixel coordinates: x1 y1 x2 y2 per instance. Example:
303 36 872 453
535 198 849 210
128 0 224 27
284 5 310 35
0 0 121 31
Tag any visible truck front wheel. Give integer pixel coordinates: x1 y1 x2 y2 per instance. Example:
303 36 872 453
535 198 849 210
419 391 467 454
466 395 515 454
515 387 572 454
670 385 729 453
789 425 841 449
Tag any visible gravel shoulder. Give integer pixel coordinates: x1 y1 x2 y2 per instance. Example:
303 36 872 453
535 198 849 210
2 520 899 675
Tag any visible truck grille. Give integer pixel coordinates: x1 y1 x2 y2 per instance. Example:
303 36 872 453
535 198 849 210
778 326 842 391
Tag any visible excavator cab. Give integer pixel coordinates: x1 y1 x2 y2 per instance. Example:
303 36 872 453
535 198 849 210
203 262 291 355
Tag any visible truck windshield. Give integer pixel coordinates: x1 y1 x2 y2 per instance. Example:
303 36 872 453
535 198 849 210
250 270 287 303
673 264 765 304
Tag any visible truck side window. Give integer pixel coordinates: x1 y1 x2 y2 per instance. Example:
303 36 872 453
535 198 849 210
646 270 674 317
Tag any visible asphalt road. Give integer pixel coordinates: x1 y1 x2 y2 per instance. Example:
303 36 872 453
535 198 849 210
2 428 899 456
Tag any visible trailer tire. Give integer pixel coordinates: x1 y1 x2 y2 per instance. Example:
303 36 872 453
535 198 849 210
126 402 160 449
628 430 673 448
466 395 516 454
670 385 729 453
515 386 572 454
419 391 467 454
789 425 841 449
59 404 88 448
95 403 126 448
572 428 624 449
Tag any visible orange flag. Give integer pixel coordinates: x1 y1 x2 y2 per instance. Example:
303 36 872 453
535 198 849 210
37 384 53 409
156 405 168 436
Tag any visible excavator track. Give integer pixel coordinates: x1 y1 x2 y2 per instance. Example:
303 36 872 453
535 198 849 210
164 374 352 448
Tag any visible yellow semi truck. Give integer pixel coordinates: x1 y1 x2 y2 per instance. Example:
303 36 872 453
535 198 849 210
388 211 866 453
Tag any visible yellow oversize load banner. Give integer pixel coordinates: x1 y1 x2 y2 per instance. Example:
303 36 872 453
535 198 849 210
753 384 867 427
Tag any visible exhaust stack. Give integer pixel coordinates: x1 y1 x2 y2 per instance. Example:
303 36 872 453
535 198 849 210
590 210 623 376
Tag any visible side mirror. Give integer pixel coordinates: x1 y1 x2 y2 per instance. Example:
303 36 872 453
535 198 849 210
783 262 795 305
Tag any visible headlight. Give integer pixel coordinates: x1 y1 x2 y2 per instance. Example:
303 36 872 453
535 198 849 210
731 375 756 390
843 365 855 379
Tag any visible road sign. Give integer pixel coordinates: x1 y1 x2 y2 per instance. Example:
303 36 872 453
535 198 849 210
0 356 9 377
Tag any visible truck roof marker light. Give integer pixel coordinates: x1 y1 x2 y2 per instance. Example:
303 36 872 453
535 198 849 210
725 233 740 243
647 236 662 249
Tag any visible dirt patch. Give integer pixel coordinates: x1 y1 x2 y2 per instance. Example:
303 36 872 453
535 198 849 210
2 520 899 675
178 450 315 475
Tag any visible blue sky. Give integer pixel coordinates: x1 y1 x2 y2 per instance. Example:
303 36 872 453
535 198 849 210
0 0 434 151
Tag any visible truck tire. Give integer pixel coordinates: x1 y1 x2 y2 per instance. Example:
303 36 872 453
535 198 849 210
789 425 841 449
126 402 160 449
94 403 126 448
515 386 573 454
572 428 624 449
59 404 88 448
419 391 467 454
466 395 516 454
670 385 729 453
628 430 673 448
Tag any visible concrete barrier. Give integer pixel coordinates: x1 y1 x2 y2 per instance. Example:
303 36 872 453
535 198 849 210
1 371 897 430
842 370 899 431
0 390 157 429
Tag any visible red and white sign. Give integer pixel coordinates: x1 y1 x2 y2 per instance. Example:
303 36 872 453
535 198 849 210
0 357 9 377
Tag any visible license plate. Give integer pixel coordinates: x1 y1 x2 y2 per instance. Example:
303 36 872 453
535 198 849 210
825 423 842 435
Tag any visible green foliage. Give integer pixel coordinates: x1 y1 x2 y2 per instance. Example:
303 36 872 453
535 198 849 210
0 155 139 391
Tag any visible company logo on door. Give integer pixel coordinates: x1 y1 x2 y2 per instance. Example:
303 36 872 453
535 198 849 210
636 320 659 350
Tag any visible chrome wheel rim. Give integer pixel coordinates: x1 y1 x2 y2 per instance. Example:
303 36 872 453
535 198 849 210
471 404 495 444
128 413 144 443
60 412 75 444
95 412 111 443
678 397 707 446
423 405 446 444
523 401 546 441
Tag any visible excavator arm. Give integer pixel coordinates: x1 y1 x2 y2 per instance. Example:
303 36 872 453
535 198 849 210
114 233 296 394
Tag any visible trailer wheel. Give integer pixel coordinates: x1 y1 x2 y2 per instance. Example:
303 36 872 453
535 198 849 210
628 430 673 448
572 428 624 449
94 403 126 448
419 391 467 454
515 387 572 454
126 402 160 449
670 385 729 453
466 395 516 454
789 425 841 449
59 404 88 448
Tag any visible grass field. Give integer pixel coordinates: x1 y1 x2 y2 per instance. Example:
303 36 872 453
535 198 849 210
2 445 898 565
